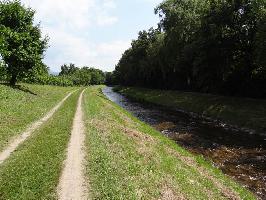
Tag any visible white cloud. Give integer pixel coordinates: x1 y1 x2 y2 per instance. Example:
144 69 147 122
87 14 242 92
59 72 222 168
22 0 94 30
21 0 124 72
20 0 161 72
144 0 162 4
95 40 131 70
43 26 130 72
96 9 118 26
103 0 116 9
22 0 119 30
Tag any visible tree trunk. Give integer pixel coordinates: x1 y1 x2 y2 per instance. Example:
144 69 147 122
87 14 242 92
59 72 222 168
9 74 17 86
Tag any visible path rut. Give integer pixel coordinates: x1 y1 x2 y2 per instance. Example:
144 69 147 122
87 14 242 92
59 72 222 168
57 89 88 200
0 91 74 165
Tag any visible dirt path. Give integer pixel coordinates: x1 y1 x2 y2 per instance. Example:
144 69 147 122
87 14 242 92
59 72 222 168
0 91 74 165
57 89 88 200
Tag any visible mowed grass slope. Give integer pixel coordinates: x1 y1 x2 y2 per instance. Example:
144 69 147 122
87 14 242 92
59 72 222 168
84 86 255 200
0 89 81 200
115 87 266 133
0 83 75 151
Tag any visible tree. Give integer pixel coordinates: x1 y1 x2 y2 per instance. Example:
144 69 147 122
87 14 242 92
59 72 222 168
89 68 105 85
58 65 105 86
71 67 92 86
255 1 266 68
114 0 266 97
23 61 49 84
105 72 114 85
0 0 48 85
59 63 78 76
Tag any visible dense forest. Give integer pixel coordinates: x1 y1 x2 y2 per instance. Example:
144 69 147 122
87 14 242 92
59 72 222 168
112 0 266 98
0 0 105 86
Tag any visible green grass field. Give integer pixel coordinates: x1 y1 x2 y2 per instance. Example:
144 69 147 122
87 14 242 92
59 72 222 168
114 86 266 133
0 84 75 151
0 84 255 199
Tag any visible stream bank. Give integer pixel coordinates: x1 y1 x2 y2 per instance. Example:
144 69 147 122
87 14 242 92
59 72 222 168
103 87 266 199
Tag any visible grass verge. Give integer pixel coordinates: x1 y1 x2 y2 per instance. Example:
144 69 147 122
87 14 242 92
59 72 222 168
0 89 80 200
114 86 266 133
0 83 76 151
83 86 255 199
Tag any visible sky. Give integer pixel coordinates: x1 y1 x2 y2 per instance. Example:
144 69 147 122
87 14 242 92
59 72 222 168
21 0 162 73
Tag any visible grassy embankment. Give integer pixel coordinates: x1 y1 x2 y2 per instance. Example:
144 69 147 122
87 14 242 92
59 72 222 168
114 86 266 133
0 89 81 200
0 85 256 199
0 84 76 151
83 86 255 199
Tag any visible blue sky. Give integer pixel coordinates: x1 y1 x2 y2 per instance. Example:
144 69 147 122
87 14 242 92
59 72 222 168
21 0 162 72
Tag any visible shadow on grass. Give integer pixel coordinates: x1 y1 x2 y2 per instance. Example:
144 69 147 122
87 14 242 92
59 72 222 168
0 83 37 95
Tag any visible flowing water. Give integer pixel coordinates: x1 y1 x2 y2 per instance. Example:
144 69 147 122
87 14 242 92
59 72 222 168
102 87 266 199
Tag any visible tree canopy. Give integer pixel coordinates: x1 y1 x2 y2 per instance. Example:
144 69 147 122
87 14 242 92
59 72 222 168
0 0 48 85
113 0 266 98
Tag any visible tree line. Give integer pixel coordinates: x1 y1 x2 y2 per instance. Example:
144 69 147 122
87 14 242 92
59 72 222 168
112 0 266 98
0 0 106 86
58 63 105 86
22 63 106 87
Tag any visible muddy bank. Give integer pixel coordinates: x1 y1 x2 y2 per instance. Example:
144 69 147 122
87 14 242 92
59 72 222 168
103 87 266 199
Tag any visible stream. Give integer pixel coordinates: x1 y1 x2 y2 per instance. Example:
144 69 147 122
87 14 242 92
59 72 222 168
102 87 266 200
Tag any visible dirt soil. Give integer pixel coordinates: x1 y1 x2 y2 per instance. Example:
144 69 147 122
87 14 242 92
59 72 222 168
57 90 88 200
